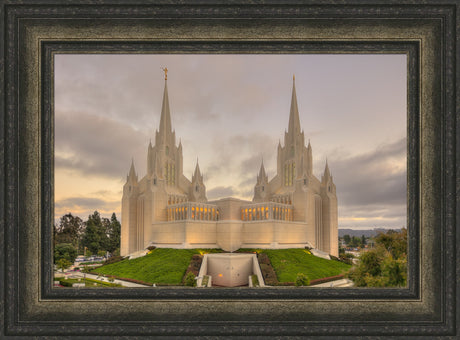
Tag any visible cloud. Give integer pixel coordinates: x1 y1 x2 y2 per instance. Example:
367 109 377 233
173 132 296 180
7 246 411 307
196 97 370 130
207 186 235 200
331 137 406 207
55 197 113 210
55 196 121 222
326 137 407 228
55 110 149 178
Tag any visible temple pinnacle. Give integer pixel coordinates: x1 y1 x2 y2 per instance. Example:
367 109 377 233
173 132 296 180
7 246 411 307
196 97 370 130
161 67 168 80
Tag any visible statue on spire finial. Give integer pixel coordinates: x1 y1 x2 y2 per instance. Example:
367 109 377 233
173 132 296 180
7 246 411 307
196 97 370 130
161 67 168 80
293 74 295 81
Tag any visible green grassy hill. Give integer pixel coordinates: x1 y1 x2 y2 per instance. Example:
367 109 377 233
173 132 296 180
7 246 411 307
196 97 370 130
92 248 350 286
262 249 351 282
238 248 351 282
92 248 200 285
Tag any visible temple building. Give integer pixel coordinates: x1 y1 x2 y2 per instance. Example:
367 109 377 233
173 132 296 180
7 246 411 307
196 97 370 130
121 72 338 257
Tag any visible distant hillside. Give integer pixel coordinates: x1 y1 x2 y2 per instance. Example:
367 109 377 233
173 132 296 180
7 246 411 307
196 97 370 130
339 228 402 238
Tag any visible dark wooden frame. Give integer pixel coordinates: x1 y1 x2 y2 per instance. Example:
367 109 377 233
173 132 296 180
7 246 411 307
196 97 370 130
1 1 457 338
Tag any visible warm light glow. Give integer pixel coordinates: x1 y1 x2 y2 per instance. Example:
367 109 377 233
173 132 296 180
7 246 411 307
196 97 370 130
218 273 223 277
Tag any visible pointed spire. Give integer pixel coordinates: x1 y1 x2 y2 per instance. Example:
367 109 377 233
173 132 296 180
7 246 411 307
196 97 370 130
288 74 301 136
193 158 202 181
257 158 268 183
129 158 136 176
127 158 138 183
158 71 172 142
324 158 331 179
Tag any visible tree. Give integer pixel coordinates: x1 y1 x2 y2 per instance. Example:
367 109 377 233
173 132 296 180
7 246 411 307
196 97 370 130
375 228 407 259
381 254 407 286
82 211 108 255
347 229 407 287
361 235 366 248
55 213 84 251
56 258 72 272
349 236 361 248
105 213 121 254
343 234 351 245
54 243 77 264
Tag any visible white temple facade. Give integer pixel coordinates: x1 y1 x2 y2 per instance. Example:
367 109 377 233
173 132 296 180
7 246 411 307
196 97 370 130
121 73 338 257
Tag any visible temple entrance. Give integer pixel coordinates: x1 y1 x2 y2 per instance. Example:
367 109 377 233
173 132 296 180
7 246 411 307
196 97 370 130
197 253 265 287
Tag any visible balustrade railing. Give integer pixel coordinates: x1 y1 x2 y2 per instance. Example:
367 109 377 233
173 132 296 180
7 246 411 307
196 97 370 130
240 202 293 221
167 202 219 221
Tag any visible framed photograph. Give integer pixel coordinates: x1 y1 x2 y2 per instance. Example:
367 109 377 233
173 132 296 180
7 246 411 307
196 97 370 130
1 1 457 338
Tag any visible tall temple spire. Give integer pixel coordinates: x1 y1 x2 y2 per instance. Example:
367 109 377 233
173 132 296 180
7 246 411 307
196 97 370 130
323 158 331 182
127 158 138 183
192 158 203 181
257 158 268 183
158 68 172 141
288 74 301 136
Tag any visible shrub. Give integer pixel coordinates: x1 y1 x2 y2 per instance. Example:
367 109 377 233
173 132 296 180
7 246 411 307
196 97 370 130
183 255 202 281
201 275 209 287
251 275 259 287
295 273 310 286
339 253 354 265
58 279 73 287
184 272 196 287
147 246 156 251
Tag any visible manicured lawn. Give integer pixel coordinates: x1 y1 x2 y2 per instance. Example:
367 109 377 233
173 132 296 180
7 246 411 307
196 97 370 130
262 249 351 282
91 247 349 285
91 248 220 285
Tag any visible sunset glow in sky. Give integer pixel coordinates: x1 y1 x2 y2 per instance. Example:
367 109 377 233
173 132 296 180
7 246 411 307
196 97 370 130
55 54 407 229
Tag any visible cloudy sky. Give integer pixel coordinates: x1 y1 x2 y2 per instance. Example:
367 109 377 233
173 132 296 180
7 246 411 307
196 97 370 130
54 54 407 229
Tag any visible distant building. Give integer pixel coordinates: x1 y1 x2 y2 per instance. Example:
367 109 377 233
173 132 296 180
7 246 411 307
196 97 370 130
121 73 338 256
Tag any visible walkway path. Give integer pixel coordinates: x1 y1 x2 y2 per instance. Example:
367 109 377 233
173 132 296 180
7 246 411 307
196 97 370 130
311 278 354 287
67 271 151 288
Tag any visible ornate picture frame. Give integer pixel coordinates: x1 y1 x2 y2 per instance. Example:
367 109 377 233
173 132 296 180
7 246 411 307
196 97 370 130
1 1 457 337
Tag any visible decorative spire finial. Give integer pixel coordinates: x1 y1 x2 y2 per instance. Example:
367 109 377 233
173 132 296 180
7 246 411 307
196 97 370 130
161 67 168 80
